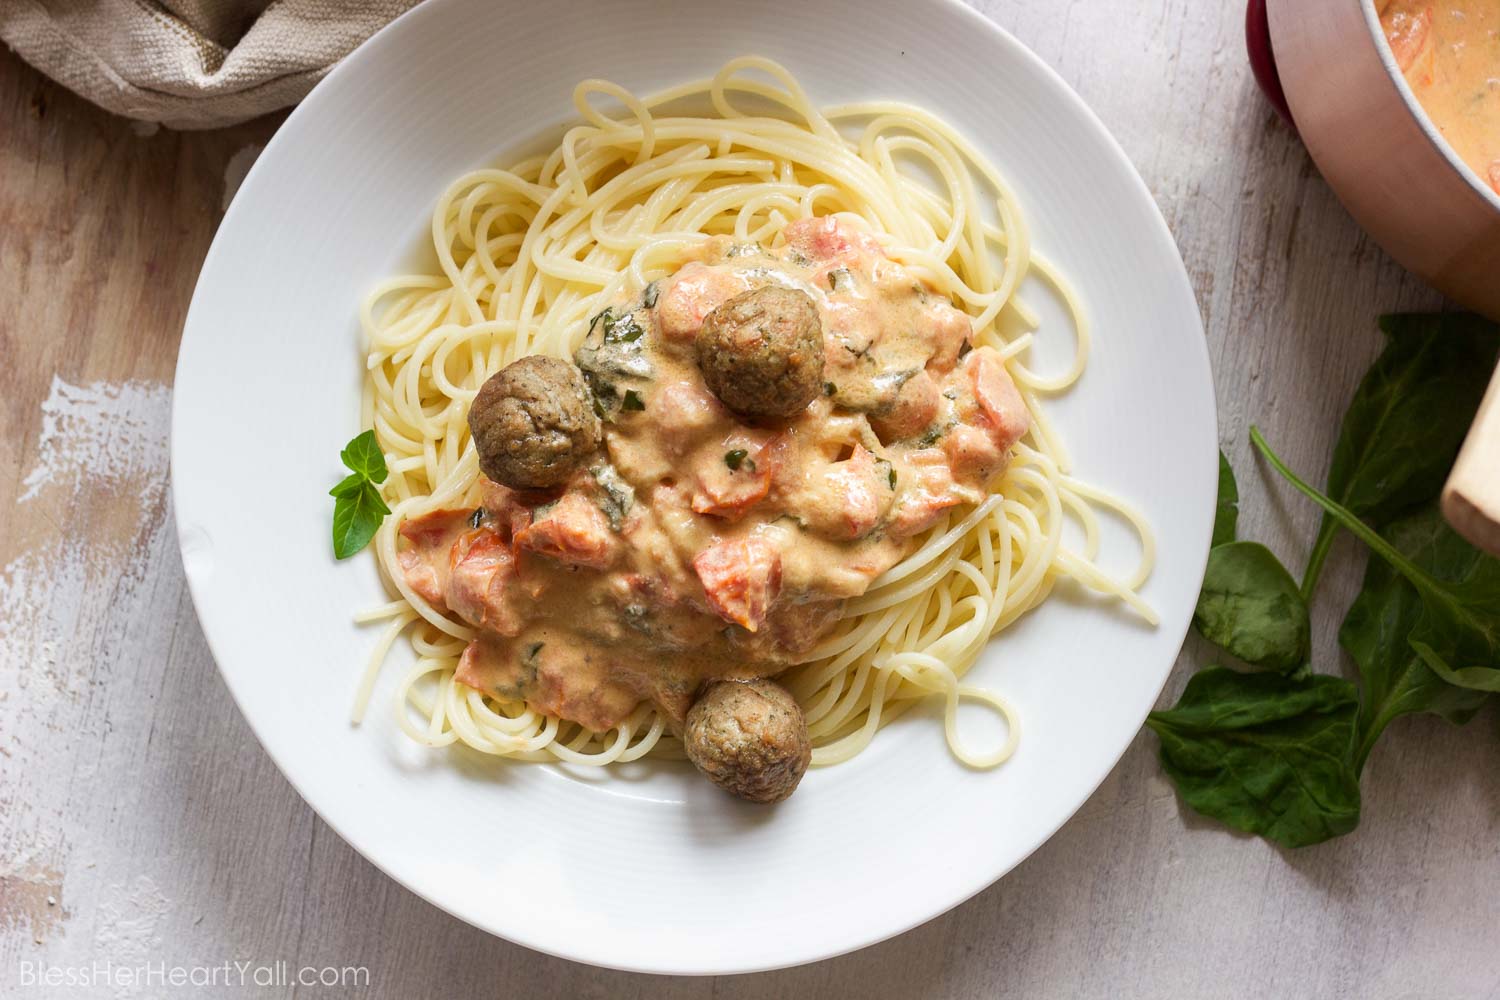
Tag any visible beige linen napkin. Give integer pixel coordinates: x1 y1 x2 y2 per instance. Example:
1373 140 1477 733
0 0 419 129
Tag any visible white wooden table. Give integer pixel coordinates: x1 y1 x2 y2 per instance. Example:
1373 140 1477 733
4 2 1497 996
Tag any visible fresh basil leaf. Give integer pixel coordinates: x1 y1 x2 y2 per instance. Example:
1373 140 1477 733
1147 667 1361 848
340 429 389 484
1252 427 1500 694
1303 313 1498 592
1342 505 1489 771
333 481 390 560
1194 541 1309 672
329 472 365 498
1212 451 1239 548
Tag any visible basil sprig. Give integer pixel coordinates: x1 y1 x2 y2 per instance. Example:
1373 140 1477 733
330 430 391 559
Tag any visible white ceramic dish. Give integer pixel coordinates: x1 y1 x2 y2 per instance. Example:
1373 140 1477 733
173 0 1215 974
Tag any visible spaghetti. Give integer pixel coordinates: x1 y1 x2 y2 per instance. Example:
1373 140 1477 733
351 57 1157 771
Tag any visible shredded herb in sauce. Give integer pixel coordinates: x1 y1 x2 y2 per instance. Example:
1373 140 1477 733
576 309 653 423
591 463 635 530
823 382 837 397
589 306 645 344
622 604 653 636
468 507 487 529
724 449 749 470
642 281 659 308
621 389 646 411
916 420 956 448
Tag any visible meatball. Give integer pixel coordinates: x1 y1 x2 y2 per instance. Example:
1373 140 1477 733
468 355 601 490
684 679 812 803
695 285 825 420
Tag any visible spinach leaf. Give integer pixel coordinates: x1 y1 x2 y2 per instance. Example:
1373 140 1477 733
1213 450 1239 547
331 430 391 559
1147 667 1361 848
1302 313 1498 593
1253 427 1500 694
333 480 391 560
1194 541 1309 672
590 463 634 531
340 429 389 484
1342 505 1489 771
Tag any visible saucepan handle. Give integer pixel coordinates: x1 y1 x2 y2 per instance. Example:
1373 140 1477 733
1444 363 1500 556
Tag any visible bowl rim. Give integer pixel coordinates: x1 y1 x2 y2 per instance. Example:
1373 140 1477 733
1358 0 1500 214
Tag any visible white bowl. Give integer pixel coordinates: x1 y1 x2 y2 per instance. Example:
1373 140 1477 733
172 0 1215 974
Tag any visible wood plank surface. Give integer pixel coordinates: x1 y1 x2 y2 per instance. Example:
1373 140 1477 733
2 2 1496 997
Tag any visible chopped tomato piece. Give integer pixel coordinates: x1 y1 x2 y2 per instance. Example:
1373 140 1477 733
924 299 973 372
943 423 1006 486
1383 7 1432 75
475 480 537 541
822 444 892 540
693 465 772 520
456 637 638 732
514 492 617 569
692 536 782 632
760 598 843 655
654 379 728 447
397 509 472 605
654 263 750 341
967 348 1030 453
888 450 966 538
871 370 941 443
691 434 783 521
445 528 523 634
783 216 883 263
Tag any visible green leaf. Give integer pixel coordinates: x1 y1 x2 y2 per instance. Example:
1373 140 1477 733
1194 541 1309 672
329 472 365 498
1410 564 1500 692
1212 451 1239 547
1342 505 1489 771
1303 313 1498 592
333 481 390 560
1147 667 1361 848
1252 427 1500 695
340 429 389 484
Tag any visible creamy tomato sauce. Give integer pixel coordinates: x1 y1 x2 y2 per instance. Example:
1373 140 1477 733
397 217 1030 731
1378 0 1500 194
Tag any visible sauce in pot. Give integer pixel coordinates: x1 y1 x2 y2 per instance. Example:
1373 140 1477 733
1378 0 1500 194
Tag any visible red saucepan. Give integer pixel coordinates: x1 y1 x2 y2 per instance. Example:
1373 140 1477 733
1248 0 1500 555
